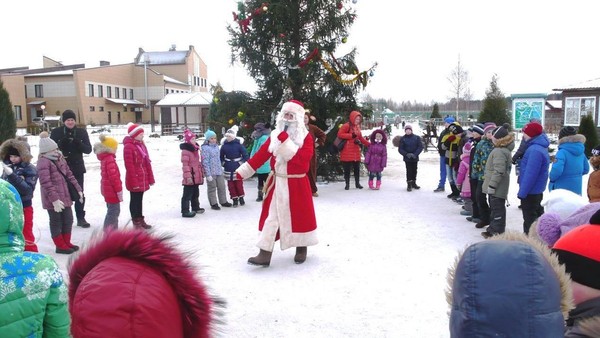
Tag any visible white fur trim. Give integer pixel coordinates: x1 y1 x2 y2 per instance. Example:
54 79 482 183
236 162 256 179
128 125 144 137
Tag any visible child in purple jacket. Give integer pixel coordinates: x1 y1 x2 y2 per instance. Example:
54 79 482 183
364 129 387 190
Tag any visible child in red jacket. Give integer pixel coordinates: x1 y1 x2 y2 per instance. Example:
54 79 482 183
94 135 123 230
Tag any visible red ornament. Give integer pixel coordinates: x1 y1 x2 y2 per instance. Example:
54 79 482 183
279 33 286 38
337 2 342 10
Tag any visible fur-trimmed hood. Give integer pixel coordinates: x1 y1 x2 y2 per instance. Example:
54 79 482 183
68 230 223 338
0 137 33 163
492 132 515 149
447 232 574 336
559 133 586 146
369 129 388 145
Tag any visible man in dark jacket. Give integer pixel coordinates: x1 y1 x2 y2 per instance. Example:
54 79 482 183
50 110 92 227
398 124 423 191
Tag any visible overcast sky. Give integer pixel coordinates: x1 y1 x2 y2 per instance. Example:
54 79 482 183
2 0 598 103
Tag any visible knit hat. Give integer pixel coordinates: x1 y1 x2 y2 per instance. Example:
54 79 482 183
592 145 600 157
62 109 76 122
184 128 196 143
444 116 455 124
99 134 118 151
483 122 497 134
553 224 600 289
558 126 577 140
225 125 239 139
204 129 216 140
127 122 144 139
492 123 510 140
404 124 412 131
462 142 472 154
522 122 543 138
536 202 600 247
38 131 58 154
472 123 485 136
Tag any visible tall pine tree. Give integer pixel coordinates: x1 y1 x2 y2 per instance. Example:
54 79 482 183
578 114 599 158
430 103 441 119
478 74 510 126
228 0 376 125
0 80 16 144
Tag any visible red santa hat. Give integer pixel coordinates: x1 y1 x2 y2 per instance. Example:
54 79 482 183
281 100 305 117
127 122 144 138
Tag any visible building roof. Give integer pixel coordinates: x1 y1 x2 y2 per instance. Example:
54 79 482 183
155 92 213 107
137 51 188 66
546 100 562 109
164 75 187 86
24 69 74 77
553 78 600 91
105 98 144 105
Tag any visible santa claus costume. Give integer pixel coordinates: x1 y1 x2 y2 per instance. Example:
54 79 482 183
236 100 318 266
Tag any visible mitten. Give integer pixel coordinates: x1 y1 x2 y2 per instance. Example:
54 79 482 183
206 176 213 182
447 135 456 142
117 191 123 202
186 177 194 185
52 200 65 213
352 132 357 139
2 163 13 176
78 191 84 204
277 131 289 142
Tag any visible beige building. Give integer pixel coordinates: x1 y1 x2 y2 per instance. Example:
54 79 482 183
0 45 211 133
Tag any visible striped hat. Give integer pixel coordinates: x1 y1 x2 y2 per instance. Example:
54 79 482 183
472 123 485 136
127 123 144 138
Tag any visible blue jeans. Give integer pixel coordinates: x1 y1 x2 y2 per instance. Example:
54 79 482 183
446 164 457 185
369 172 382 180
438 156 446 188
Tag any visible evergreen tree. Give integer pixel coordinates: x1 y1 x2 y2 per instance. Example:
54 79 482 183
0 80 16 144
430 103 441 119
578 114 599 158
228 0 376 125
478 74 510 126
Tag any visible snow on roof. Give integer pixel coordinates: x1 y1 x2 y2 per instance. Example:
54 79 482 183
24 69 74 77
553 77 600 91
155 92 213 106
163 75 187 86
546 100 562 109
137 51 187 65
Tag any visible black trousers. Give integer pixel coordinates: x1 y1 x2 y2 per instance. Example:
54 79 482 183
521 193 544 235
405 161 418 182
181 185 200 213
469 178 480 218
257 173 269 191
129 191 144 218
476 180 490 224
342 161 361 182
487 196 506 234
73 172 85 220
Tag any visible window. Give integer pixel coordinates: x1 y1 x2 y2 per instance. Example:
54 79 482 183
99 106 104 112
165 89 169 95
122 88 127 99
88 84 94 97
129 89 134 99
98 85 104 98
13 106 22 121
34 85 43 98
107 86 112 98
89 106 95 112
565 97 596 125
123 106 127 112
115 87 120 99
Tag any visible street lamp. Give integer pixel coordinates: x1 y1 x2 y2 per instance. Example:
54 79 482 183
40 105 46 131
123 103 127 112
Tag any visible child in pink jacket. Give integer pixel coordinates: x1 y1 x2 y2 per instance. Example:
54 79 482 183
456 142 473 216
180 129 204 218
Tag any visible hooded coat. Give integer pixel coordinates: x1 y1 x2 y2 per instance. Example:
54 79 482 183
220 138 248 180
68 230 220 338
37 153 82 210
0 137 38 207
0 180 70 337
122 136 155 192
180 142 204 185
93 142 123 204
447 232 573 338
337 111 370 162
549 134 590 195
482 133 515 200
517 133 550 199
365 129 387 173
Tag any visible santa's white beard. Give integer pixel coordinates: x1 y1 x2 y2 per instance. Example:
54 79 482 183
268 121 308 152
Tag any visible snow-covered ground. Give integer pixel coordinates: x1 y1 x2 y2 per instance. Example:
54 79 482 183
24 123 575 337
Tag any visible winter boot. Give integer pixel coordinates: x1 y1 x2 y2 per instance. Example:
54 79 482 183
211 204 221 210
355 178 363 189
294 247 308 264
248 249 272 267
62 233 79 252
221 201 233 207
407 181 413 192
368 179 374 190
411 181 421 190
256 191 264 202
182 211 196 218
132 217 152 230
239 197 245 206
232 198 239 208
76 218 91 228
375 180 381 190
447 184 460 199
52 236 75 254
344 177 350 190
433 186 445 192
193 208 205 214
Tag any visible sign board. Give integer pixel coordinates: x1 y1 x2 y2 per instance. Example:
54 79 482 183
512 98 545 129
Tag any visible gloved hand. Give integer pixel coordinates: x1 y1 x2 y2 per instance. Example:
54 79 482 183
456 184 462 190
60 138 72 148
352 132 357 139
206 176 213 182
277 131 288 142
186 177 193 185
354 138 361 144
78 191 84 204
2 163 13 176
487 187 496 195
52 200 65 213
406 153 415 159
117 191 123 202
235 172 243 180
446 135 456 142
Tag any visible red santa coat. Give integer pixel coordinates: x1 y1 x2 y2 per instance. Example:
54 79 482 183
237 133 318 251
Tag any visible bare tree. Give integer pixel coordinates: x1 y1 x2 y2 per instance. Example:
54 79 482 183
447 55 470 114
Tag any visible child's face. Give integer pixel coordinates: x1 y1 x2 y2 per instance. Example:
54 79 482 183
375 134 383 142
9 155 21 164
135 132 144 141
209 137 217 144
